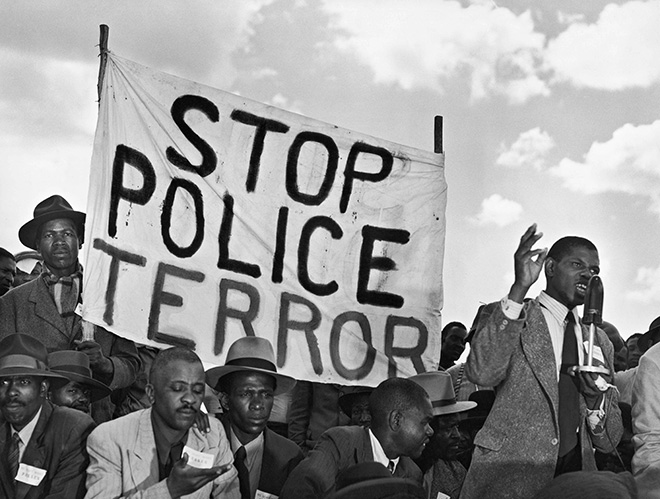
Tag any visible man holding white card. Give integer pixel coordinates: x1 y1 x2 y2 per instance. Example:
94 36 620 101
206 337 303 499
0 333 95 499
461 227 623 499
85 347 239 499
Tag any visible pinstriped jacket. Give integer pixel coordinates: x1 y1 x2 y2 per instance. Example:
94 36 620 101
460 299 622 499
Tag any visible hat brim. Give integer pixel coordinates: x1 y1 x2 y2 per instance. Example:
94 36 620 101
50 369 112 402
639 326 660 352
338 390 373 418
0 366 67 380
19 211 85 250
432 400 477 416
331 478 425 499
205 365 296 396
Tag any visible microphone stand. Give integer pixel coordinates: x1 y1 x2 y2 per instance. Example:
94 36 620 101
577 275 609 374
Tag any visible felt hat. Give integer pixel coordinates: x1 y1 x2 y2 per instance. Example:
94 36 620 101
408 371 476 416
0 334 66 380
338 387 373 418
19 195 86 250
638 316 660 352
330 462 426 499
48 351 111 402
205 337 296 395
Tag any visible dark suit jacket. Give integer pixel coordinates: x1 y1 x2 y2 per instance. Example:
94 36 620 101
0 401 95 499
279 426 422 499
223 418 303 497
0 277 141 422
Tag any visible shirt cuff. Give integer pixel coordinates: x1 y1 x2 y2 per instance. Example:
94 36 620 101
500 296 523 320
586 396 606 432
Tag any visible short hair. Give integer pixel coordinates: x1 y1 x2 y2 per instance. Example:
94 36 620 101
441 322 467 341
626 333 643 346
149 347 202 385
369 378 429 428
547 236 597 262
0 247 15 261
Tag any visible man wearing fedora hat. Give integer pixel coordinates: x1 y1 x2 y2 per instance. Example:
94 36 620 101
0 333 96 499
85 346 239 498
0 195 140 423
409 371 476 499
47 350 111 415
206 336 303 499
280 377 432 499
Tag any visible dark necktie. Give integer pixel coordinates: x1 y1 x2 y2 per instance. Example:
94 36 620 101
8 432 21 480
558 311 580 456
234 446 250 499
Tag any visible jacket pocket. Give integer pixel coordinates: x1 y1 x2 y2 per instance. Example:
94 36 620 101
473 427 506 452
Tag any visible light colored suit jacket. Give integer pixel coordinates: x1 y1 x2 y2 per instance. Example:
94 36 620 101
632 342 660 498
280 425 422 499
461 299 622 499
85 408 240 499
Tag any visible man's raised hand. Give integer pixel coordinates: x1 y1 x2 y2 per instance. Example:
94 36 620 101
509 224 548 303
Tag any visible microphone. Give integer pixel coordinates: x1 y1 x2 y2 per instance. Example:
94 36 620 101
582 275 603 326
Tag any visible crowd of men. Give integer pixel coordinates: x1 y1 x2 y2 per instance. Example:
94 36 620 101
0 196 658 499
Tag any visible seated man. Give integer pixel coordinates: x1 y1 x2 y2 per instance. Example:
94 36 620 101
48 350 111 415
206 336 303 499
85 347 239 498
409 371 476 499
280 377 433 499
0 333 95 499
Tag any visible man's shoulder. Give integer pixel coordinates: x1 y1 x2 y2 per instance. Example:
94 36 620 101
90 408 146 441
1 278 41 303
51 405 95 427
264 427 304 457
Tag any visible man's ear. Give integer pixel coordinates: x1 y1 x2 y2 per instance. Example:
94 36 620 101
219 392 230 412
145 383 155 405
545 257 555 278
388 410 402 432
40 379 50 399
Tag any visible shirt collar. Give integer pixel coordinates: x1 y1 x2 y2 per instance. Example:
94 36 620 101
151 409 189 466
539 291 575 324
368 428 399 471
13 405 43 445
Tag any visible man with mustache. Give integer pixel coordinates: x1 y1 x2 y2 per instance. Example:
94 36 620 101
0 195 140 423
48 350 111 415
280 377 433 499
0 247 16 296
460 225 622 499
0 333 95 499
85 347 239 498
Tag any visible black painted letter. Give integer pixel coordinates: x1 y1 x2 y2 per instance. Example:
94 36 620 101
330 311 376 380
161 178 205 258
286 132 338 206
384 315 428 378
214 278 260 355
277 292 323 375
298 216 342 296
340 141 393 213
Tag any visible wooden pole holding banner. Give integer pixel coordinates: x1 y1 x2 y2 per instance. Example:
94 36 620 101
97 24 109 103
434 115 443 154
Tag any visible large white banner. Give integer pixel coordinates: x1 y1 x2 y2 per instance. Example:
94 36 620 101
82 52 446 385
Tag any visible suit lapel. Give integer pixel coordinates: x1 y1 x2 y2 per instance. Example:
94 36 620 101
129 409 159 490
15 403 52 499
29 279 71 342
521 302 560 423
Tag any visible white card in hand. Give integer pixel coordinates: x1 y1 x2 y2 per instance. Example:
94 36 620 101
182 445 215 469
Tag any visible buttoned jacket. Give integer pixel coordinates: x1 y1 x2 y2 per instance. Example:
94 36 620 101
0 401 95 499
460 299 622 499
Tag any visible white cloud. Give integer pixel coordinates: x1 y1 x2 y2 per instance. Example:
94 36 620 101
549 120 660 214
627 265 660 304
546 1 660 90
322 0 548 103
496 127 555 169
470 194 523 227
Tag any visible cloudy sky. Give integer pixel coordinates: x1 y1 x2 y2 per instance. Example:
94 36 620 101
1 0 659 339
